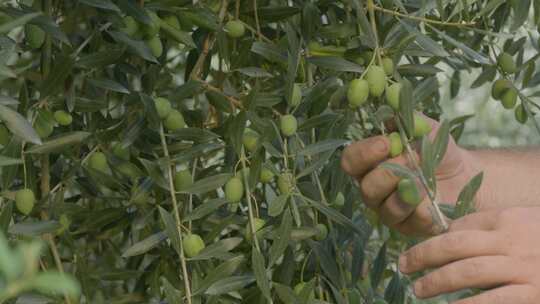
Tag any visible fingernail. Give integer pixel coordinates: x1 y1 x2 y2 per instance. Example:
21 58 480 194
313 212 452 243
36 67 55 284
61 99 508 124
352 179 360 188
414 280 424 297
399 255 408 272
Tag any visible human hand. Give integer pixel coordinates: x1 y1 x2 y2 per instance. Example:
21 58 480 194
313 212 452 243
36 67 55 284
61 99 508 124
341 117 480 236
399 207 540 303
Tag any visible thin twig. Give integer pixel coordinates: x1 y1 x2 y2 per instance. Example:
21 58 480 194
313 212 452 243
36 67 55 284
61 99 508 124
159 124 193 304
240 149 262 252
395 118 448 233
189 0 229 80
367 0 382 65
252 0 262 41
227 13 273 43
372 5 476 28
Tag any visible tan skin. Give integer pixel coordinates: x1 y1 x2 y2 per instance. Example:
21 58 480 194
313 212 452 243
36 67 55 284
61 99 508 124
341 117 540 302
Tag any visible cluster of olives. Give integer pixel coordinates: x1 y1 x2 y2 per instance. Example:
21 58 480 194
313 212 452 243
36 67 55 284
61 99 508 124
119 11 169 58
154 97 186 131
343 54 433 207
491 53 529 124
34 110 73 139
346 57 394 108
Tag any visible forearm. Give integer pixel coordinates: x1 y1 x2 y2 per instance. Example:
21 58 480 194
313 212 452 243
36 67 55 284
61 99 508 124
466 148 540 209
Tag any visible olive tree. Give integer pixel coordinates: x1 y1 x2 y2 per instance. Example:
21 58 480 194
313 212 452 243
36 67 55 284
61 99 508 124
0 0 538 303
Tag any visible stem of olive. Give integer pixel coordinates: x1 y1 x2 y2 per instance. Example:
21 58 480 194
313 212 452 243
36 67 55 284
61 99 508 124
367 0 382 65
395 118 448 233
159 124 193 304
240 148 262 252
252 0 262 41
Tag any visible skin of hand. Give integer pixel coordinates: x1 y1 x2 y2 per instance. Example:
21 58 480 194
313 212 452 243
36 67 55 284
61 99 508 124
399 207 540 303
341 117 481 236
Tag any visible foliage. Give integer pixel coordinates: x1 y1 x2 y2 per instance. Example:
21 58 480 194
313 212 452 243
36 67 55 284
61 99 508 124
0 0 539 303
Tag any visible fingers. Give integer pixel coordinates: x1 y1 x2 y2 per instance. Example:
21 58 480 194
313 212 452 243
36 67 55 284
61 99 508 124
399 230 503 274
394 199 443 236
359 155 409 208
377 188 420 226
341 136 389 177
449 210 501 232
452 284 538 304
413 256 519 299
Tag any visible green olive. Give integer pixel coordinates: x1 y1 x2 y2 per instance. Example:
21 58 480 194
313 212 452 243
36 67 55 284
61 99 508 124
277 172 295 195
112 142 130 161
498 52 517 74
413 115 432 138
259 167 274 184
398 178 422 207
88 152 109 173
130 186 149 205
225 176 244 203
56 214 71 235
224 20 245 38
117 162 142 179
34 118 54 139
491 79 513 100
164 110 186 131
174 169 193 191
54 110 73 126
154 97 172 119
163 15 181 30
15 188 35 215
280 115 298 137
25 24 45 49
183 234 205 258
388 132 403 158
385 82 401 110
347 79 369 108
245 218 266 242
515 104 528 124
501 87 518 109
142 10 161 38
352 54 365 65
120 16 139 37
290 83 302 107
146 35 163 58
0 124 11 146
315 223 328 241
307 41 322 51
366 65 386 97
382 57 394 76
294 282 315 299
334 192 345 207
242 129 259 153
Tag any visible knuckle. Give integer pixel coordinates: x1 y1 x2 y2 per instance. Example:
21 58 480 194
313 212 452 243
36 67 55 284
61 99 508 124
444 233 463 249
420 272 440 293
406 247 424 268
359 178 377 204
463 259 485 280
377 166 398 183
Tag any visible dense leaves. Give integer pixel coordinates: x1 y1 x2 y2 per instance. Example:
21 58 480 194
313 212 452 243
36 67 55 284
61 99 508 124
0 0 539 303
